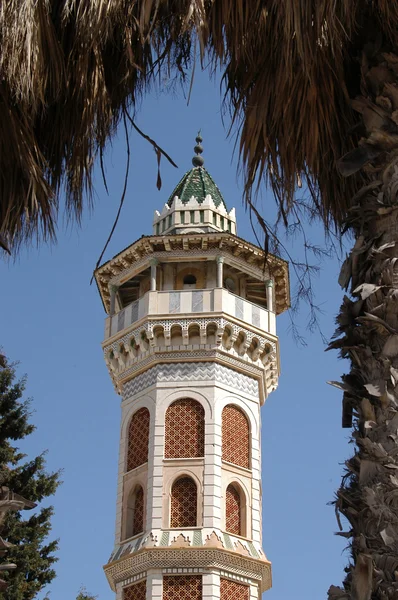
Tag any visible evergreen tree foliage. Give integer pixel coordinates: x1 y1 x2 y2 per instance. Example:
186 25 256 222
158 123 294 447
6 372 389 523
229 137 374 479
76 587 97 600
0 357 60 599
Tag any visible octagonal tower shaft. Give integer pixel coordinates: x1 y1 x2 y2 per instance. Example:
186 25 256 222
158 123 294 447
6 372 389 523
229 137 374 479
95 140 289 600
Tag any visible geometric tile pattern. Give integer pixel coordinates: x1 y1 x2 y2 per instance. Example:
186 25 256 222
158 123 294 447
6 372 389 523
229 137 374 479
105 546 272 592
222 405 250 469
127 407 150 471
123 580 146 600
165 399 204 458
220 578 249 600
170 477 197 528
132 486 144 536
163 575 202 600
109 527 266 562
123 362 259 400
226 484 241 536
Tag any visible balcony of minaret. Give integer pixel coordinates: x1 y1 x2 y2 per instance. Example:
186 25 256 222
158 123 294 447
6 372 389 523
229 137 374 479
96 233 289 401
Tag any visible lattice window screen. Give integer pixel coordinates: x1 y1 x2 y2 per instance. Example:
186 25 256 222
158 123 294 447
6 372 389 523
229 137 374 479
132 486 144 535
123 580 146 600
222 405 250 468
170 477 197 527
163 575 202 600
165 399 204 458
226 484 242 536
127 407 150 471
220 578 250 600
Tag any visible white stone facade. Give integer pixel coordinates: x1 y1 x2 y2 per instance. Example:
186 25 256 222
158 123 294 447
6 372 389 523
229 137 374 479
103 361 271 597
97 155 289 599
153 194 237 237
116 365 261 542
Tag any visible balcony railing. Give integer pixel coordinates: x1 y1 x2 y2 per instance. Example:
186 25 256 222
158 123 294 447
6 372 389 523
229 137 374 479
104 288 275 340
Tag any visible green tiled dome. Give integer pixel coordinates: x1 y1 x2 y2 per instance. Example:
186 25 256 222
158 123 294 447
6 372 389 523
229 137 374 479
167 166 227 209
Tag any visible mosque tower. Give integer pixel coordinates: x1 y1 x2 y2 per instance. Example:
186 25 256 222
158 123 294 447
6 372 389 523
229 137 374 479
95 136 290 600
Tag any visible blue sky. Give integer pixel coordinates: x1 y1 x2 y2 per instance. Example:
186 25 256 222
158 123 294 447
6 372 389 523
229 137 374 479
0 68 351 599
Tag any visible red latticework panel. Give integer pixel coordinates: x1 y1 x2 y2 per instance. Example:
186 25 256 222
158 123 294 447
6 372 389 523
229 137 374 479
127 407 150 471
132 486 144 535
165 399 204 458
222 405 250 468
163 575 202 600
170 477 197 527
226 484 241 536
220 578 250 600
123 580 146 600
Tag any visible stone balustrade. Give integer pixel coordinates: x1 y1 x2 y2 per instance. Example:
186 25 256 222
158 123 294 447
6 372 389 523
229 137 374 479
104 289 275 341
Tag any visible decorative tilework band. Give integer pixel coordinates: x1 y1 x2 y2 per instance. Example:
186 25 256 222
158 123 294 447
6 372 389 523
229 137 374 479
123 362 258 400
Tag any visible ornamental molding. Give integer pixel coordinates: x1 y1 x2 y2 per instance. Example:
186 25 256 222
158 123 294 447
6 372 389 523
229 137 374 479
95 233 289 315
108 528 266 563
103 315 278 399
103 313 279 402
115 571 146 591
119 348 274 381
106 346 278 404
122 363 259 401
103 547 271 593
108 249 268 289
104 315 276 353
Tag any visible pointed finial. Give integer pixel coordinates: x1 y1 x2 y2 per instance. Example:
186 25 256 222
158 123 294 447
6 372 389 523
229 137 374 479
192 131 204 167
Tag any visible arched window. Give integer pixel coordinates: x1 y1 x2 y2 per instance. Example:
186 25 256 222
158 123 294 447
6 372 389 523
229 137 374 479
222 405 250 469
125 485 144 538
123 580 146 600
226 484 242 536
165 399 204 458
170 477 197 528
127 407 150 471
183 274 197 288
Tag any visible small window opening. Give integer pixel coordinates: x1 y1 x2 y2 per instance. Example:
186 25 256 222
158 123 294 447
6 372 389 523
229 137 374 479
183 274 197 288
156 222 160 235
224 277 236 293
228 220 232 233
213 213 217 226
220 216 225 230
162 219 166 232
200 211 204 223
168 215 172 228
190 211 195 223
180 211 185 224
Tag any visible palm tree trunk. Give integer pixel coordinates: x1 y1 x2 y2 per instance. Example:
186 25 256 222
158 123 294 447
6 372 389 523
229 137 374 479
328 51 398 600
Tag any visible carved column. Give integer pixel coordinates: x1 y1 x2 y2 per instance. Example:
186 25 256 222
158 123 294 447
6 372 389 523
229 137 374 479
216 256 224 288
149 258 158 292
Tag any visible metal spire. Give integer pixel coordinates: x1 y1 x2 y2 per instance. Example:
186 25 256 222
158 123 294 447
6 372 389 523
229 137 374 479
192 131 204 167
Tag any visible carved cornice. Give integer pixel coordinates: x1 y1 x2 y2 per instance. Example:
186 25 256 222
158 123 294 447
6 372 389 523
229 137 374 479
103 547 271 593
95 233 289 315
104 314 276 351
111 351 277 405
102 316 279 402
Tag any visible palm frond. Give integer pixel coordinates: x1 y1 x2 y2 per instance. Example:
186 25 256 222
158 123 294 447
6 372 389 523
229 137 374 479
0 1 397 250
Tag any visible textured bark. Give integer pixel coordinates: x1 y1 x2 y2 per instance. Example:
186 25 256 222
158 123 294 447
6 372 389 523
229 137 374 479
328 49 398 600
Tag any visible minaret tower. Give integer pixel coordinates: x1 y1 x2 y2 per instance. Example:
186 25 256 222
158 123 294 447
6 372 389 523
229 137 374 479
95 136 289 600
